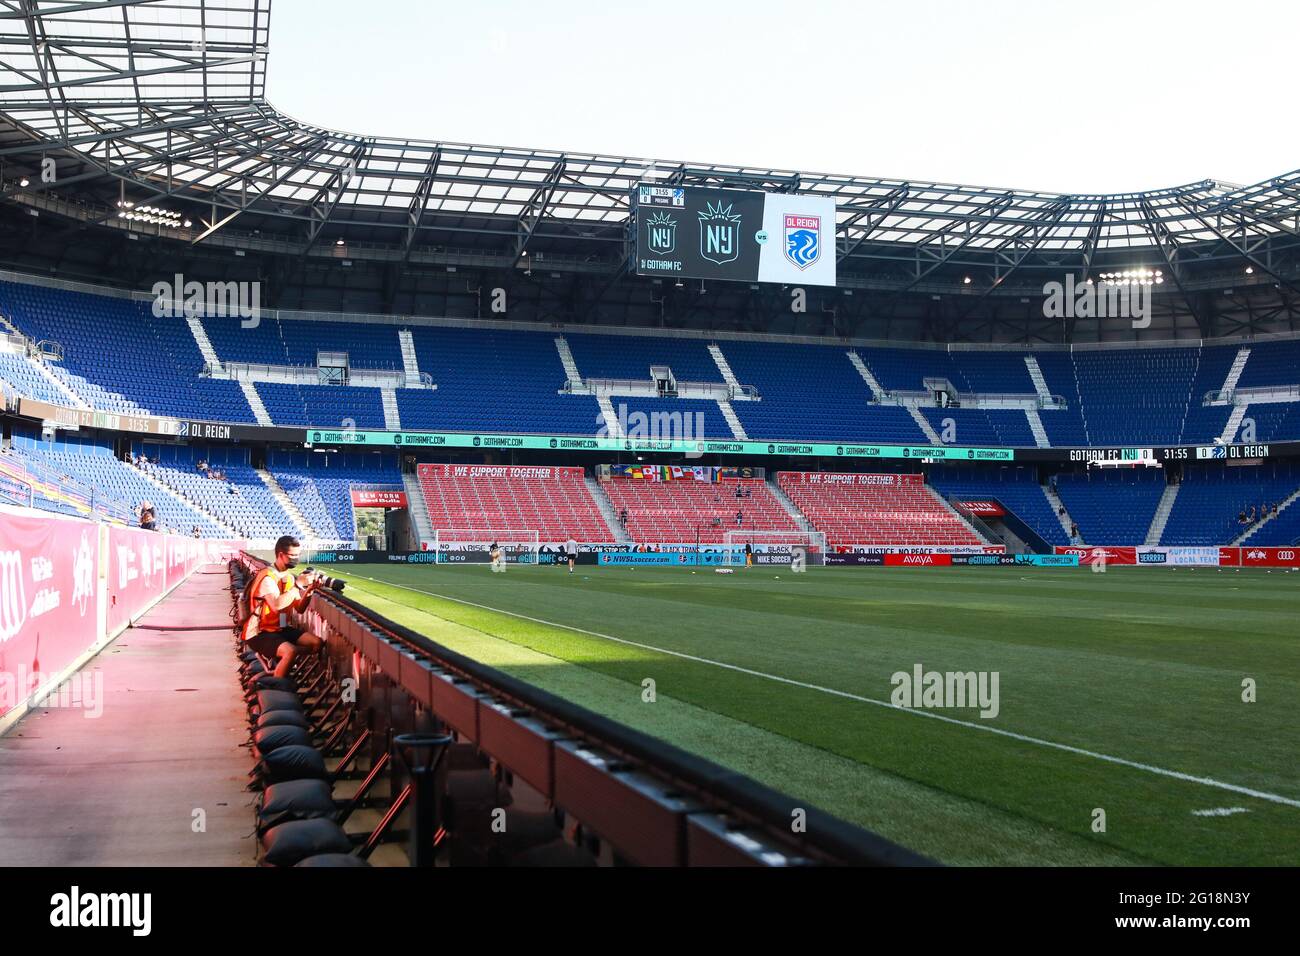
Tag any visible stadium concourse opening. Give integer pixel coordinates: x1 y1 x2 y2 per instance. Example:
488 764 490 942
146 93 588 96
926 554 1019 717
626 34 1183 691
0 0 1298 898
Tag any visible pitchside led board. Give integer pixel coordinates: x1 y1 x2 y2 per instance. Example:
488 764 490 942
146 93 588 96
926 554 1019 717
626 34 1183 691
634 185 837 287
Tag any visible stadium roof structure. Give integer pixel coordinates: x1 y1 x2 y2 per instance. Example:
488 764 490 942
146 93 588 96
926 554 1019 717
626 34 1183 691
1 0 1299 343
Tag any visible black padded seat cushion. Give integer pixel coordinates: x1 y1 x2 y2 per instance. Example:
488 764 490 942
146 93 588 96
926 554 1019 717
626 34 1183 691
255 689 302 713
256 709 311 731
257 744 327 783
262 819 351 867
260 779 336 826
253 725 312 756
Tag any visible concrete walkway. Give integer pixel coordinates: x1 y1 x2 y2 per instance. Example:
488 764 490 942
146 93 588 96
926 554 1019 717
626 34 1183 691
0 566 255 866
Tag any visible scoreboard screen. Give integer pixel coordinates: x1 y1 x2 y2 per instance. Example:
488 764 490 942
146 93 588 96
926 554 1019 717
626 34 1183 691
634 185 837 287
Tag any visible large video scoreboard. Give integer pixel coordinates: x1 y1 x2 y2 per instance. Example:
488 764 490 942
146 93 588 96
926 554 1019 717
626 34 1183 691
633 185 837 287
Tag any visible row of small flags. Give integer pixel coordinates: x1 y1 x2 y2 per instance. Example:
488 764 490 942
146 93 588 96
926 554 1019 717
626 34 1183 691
613 464 718 482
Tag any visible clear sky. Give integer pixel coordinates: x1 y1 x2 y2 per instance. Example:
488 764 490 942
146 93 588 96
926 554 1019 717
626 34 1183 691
266 0 1300 195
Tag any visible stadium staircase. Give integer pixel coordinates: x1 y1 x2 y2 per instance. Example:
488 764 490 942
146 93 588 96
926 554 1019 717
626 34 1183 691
1145 482 1180 545
1233 485 1300 545
186 315 225 373
1221 405 1249 443
240 380 273 425
1041 484 1074 540
554 336 583 389
380 388 401 429
602 476 796 545
908 407 943 443
1025 408 1051 447
776 472 982 547
402 472 435 546
1222 347 1252 395
926 484 991 543
32 357 92 409
584 473 633 544
0 326 92 410
767 479 816 532
1056 471 1166 545
257 468 319 539
597 395 623 438
707 343 742 391
398 329 422 386
717 399 748 439
1023 356 1053 403
130 462 239 535
846 351 887 399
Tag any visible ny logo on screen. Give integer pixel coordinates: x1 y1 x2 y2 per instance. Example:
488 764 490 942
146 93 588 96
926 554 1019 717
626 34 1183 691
698 201 741 265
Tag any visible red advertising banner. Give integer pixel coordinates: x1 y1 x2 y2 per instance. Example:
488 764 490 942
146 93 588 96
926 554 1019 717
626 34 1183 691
780 472 923 486
0 510 100 717
884 553 954 566
955 500 1005 516
1219 547 1239 567
417 464 582 480
1238 546 1300 567
106 525 168 637
0 505 245 719
350 489 409 508
1054 546 1137 566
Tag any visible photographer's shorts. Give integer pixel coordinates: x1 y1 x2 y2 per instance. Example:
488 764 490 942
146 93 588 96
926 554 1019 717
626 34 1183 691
246 626 305 661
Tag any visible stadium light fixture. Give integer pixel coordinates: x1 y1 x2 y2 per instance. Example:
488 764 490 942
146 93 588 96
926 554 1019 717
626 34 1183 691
335 238 345 246
963 276 972 284
19 177 28 187
1245 266 1254 274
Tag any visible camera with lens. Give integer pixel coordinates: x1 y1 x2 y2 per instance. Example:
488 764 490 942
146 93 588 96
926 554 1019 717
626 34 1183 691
302 567 346 593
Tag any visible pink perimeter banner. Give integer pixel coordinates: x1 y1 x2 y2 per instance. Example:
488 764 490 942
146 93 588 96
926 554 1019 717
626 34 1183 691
1 505 244 718
0 509 98 714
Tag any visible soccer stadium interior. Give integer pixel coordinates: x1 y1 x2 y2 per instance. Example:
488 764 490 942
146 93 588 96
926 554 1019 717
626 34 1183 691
0 0 1296 879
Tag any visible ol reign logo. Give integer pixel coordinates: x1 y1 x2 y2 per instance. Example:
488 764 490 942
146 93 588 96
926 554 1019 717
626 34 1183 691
784 213 820 270
699 200 742 265
646 211 676 256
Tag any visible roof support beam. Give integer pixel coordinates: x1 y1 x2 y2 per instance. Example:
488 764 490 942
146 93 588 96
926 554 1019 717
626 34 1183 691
401 147 440 263
512 158 564 267
837 184 909 263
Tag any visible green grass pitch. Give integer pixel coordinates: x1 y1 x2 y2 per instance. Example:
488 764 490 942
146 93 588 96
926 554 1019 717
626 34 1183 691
323 562 1300 866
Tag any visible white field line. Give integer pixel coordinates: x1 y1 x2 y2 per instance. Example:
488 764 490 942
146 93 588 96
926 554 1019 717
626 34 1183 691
353 574 1300 811
1191 807 1250 817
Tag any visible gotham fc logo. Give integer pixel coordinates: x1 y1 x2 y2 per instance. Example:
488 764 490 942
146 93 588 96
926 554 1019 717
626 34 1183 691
646 211 677 256
699 201 742 265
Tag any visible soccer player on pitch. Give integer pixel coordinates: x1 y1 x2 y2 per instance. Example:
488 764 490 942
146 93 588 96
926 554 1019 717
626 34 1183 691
566 535 577 574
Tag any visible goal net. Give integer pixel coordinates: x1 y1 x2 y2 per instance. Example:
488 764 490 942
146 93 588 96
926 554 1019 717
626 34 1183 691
723 530 826 567
432 529 541 565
